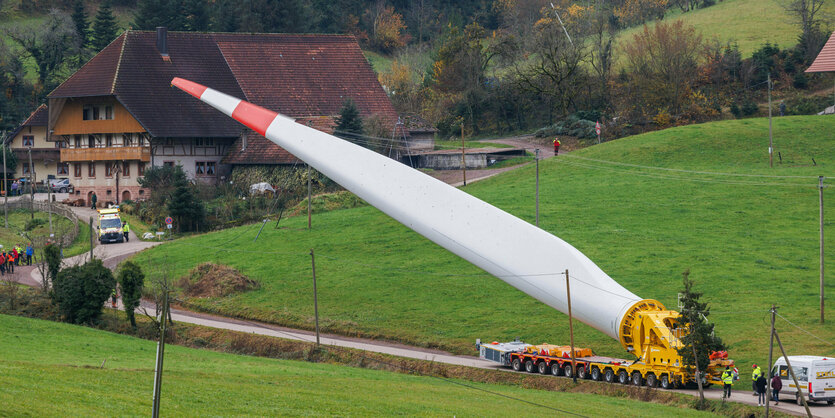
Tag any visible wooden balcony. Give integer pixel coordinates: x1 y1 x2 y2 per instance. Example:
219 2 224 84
13 148 60 163
60 147 151 162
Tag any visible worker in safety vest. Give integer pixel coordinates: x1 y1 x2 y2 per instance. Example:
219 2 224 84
721 366 734 398
122 222 130 243
553 138 561 155
751 364 762 396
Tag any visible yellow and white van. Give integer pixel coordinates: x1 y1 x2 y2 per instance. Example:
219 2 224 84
772 356 835 405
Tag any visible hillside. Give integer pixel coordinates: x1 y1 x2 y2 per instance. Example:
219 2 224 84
134 115 835 368
616 0 835 57
0 314 716 416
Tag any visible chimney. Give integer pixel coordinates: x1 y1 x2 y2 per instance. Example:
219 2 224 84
156 27 168 57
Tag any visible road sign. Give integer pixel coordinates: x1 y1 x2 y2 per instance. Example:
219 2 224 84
166 224 172 230
595 121 601 135
165 217 173 225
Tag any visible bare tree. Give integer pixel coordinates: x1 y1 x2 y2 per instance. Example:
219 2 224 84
780 0 829 63
3 9 80 88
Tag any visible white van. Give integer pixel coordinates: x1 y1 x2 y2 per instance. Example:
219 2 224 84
772 356 835 405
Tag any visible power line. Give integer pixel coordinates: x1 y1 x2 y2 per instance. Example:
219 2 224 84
775 312 835 347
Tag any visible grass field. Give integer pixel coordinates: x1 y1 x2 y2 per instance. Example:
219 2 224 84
133 115 835 369
616 0 835 57
0 314 719 417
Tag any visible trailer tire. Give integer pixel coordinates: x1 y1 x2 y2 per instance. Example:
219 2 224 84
511 358 523 371
646 373 658 388
618 370 629 385
604 369 615 383
577 366 587 380
525 360 535 373
563 364 573 378
660 375 671 390
538 361 549 374
551 363 561 376
631 371 643 386
591 367 601 381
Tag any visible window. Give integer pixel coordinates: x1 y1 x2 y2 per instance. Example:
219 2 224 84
195 161 205 175
206 161 216 175
163 161 174 167
195 138 214 146
139 136 145 147
73 163 82 178
82 104 114 120
57 163 69 176
138 162 145 176
88 135 96 148
54 141 67 149
123 134 133 147
74 135 82 148
105 162 114 177
22 163 30 175
105 134 112 147
122 161 130 176
88 162 96 178
22 135 34 147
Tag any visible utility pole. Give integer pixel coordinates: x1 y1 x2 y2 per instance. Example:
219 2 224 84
27 147 34 220
461 124 466 187
768 73 774 168
766 305 776 418
565 269 577 383
820 176 825 324
3 140 8 229
115 162 120 205
535 149 540 227
47 170 53 235
307 164 312 230
774 329 812 418
310 248 320 347
151 290 169 418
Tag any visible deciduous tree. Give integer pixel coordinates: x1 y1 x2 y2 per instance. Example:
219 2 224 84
118 261 144 327
53 259 115 324
3 10 80 89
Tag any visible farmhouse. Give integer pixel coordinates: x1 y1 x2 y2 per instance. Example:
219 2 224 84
2 105 63 189
34 28 400 205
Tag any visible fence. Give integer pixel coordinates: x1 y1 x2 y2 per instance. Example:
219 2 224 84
2 199 80 247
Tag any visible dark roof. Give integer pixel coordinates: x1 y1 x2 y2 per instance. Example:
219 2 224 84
807 31 835 72
48 31 398 156
3 104 48 146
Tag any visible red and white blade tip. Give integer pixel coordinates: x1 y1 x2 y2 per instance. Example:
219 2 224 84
171 77 279 137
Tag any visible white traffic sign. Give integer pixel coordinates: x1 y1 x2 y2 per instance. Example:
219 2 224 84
166 224 172 230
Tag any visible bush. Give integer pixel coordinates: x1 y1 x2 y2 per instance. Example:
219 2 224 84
24 218 47 231
793 72 808 89
118 261 144 328
53 259 115 324
784 95 832 115
534 114 597 140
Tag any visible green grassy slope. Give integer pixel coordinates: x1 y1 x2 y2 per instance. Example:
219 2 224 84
0 314 715 417
134 115 835 369
616 0 835 57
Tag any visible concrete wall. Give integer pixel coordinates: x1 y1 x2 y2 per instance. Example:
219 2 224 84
419 153 487 170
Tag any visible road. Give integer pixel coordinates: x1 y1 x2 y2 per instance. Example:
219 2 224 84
6 150 834 417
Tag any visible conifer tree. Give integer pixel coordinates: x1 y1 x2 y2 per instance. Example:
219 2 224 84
70 0 90 48
675 270 725 388
92 1 118 52
334 98 364 145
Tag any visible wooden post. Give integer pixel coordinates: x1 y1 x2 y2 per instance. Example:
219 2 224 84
773 330 812 418
27 147 34 220
461 124 466 187
3 141 8 229
820 176 825 324
768 73 773 168
310 248 320 347
535 149 540 227
766 305 776 417
307 164 312 230
565 269 577 383
151 290 169 418
89 216 94 261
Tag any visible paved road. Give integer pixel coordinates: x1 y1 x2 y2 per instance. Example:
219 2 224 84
6 164 834 417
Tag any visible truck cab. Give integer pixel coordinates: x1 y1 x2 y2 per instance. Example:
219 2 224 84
773 356 835 405
97 208 124 244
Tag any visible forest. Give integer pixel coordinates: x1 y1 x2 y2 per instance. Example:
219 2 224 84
0 0 831 140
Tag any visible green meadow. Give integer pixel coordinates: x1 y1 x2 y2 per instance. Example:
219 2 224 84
0 314 717 417
134 115 835 369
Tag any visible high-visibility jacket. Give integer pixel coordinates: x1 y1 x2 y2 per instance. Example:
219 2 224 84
752 366 762 381
122 224 129 233
722 370 734 385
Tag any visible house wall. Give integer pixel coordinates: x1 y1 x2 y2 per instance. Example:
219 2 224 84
69 160 149 204
52 97 146 136
8 125 61 182
151 137 234 183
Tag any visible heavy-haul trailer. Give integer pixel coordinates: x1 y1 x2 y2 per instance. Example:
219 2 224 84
171 78 733 390
478 339 733 388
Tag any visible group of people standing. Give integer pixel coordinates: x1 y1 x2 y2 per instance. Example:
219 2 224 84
721 363 783 406
0 244 33 275
8 180 23 196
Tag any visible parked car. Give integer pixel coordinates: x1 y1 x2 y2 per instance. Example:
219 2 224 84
49 178 74 193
